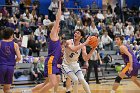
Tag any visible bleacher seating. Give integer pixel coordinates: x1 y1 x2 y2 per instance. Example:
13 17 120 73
14 63 32 84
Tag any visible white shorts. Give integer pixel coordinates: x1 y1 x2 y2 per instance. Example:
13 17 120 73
61 62 82 75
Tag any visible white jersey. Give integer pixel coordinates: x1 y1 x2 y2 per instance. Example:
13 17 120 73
63 39 81 64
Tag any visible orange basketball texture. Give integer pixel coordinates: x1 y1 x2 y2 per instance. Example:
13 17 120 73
88 36 98 48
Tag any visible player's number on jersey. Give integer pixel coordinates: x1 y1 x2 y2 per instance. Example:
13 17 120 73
5 46 11 55
69 53 75 58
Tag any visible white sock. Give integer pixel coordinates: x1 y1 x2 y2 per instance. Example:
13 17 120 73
110 90 115 93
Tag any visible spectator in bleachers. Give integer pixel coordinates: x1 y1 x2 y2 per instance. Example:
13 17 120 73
113 23 124 36
114 3 120 19
0 13 2 20
101 31 113 50
89 22 99 35
43 15 51 26
125 22 134 39
129 34 135 44
38 32 46 51
38 56 45 78
23 22 33 35
20 45 29 57
6 18 16 29
28 38 41 57
0 15 8 27
12 0 19 15
32 0 40 16
15 7 20 18
0 7 8 17
67 14 75 31
34 25 43 40
105 11 113 25
82 13 91 26
64 8 70 19
97 10 105 21
29 18 36 31
133 41 139 50
75 20 83 30
107 4 113 14
70 11 77 23
31 58 42 84
84 10 91 19
134 45 140 59
19 14 26 24
31 5 38 18
14 28 22 43
48 0 58 21
11 14 18 26
135 30 140 45
129 44 134 51
5 0 12 15
42 25 48 40
19 0 26 14
98 37 104 50
126 39 131 46
116 19 123 30
23 9 32 21
28 35 35 56
106 25 114 39
36 17 43 26
83 22 90 36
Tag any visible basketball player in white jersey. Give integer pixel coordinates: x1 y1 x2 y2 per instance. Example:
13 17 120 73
61 29 95 93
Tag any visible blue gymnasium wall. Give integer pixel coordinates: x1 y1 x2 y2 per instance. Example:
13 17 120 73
1 0 140 15
0 0 102 15
125 0 140 8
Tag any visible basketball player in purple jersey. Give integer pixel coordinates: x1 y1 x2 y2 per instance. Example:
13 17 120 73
22 0 62 93
110 35 140 93
0 27 21 93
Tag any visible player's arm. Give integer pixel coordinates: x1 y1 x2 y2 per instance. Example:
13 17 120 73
97 52 103 64
66 37 91 52
82 46 95 62
50 0 61 41
120 45 133 70
14 43 21 62
66 40 87 52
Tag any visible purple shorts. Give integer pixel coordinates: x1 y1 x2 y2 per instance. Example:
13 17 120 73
0 65 14 84
122 63 140 77
44 56 61 77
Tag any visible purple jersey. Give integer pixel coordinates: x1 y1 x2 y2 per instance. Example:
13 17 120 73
47 38 61 61
0 40 16 66
44 37 62 76
121 45 140 76
121 45 139 65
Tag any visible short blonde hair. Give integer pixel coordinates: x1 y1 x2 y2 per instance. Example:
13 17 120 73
33 57 38 63
48 22 54 31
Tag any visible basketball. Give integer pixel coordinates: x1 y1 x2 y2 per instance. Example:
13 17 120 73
88 36 98 48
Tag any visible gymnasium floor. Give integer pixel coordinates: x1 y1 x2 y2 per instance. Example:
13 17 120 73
0 79 140 93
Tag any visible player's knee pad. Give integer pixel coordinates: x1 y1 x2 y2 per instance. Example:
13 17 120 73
115 76 122 83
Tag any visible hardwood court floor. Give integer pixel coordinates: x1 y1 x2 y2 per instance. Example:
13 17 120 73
0 80 140 93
